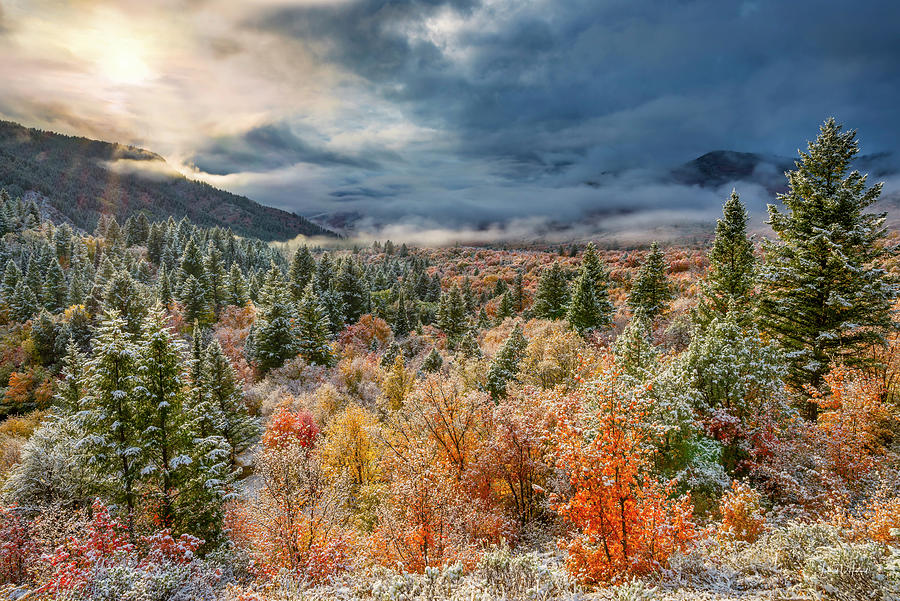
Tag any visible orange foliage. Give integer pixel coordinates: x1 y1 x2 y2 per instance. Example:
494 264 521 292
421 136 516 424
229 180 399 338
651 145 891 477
551 355 696 585
262 407 320 451
338 314 392 355
717 481 767 543
4 371 33 408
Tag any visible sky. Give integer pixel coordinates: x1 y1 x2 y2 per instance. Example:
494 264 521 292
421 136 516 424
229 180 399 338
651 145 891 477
1 0 899 243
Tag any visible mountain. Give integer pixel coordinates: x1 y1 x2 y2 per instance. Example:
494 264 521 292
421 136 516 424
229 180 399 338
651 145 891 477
0 121 335 241
668 149 898 193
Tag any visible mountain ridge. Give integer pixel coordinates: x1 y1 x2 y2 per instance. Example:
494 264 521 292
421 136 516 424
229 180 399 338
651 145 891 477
0 120 336 241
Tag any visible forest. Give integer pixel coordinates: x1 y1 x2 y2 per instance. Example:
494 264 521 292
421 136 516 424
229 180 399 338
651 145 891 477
0 119 897 600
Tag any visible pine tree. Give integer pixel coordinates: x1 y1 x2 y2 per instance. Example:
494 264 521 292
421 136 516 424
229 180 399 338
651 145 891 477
566 242 614 335
335 258 368 323
104 270 147 335
138 305 229 542
82 311 140 532
156 265 173 306
295 284 334 366
613 310 658 381
1 260 21 303
199 339 260 470
226 263 249 307
394 289 411 337
512 272 525 312
531 263 570 320
180 275 212 326
759 118 898 414
180 238 205 281
249 284 298 374
288 245 316 302
43 258 67 312
485 323 527 401
204 243 227 315
437 283 468 342
495 290 514 324
628 241 672 322
696 191 755 326
57 341 89 415
135 305 194 531
422 347 443 373
11 280 38 321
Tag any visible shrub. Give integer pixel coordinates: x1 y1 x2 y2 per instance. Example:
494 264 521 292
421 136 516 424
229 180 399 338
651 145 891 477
717 481 767 543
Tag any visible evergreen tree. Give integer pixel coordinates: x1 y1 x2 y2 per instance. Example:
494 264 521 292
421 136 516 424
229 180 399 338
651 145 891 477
495 290 514 324
134 305 195 532
204 244 227 315
1 260 21 303
394 289 411 337
759 118 898 414
422 347 443 373
11 280 38 321
613 310 658 381
199 339 260 470
566 242 613 335
485 324 527 401
511 272 524 312
531 263 569 320
295 284 334 367
249 282 299 374
288 245 316 302
43 258 67 312
180 238 205 281
57 341 89 414
437 283 468 342
628 241 672 322
696 191 755 326
180 275 212 326
156 265 173 306
82 312 140 531
334 258 368 323
226 263 249 307
104 270 146 335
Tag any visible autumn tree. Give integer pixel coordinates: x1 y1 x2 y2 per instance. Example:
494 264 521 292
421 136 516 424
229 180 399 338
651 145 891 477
552 356 696 585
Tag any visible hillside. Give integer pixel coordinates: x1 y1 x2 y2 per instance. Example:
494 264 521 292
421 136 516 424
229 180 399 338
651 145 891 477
0 120 335 240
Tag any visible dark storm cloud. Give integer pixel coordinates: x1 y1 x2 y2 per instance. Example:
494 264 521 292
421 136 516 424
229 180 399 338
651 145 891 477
190 122 390 175
255 0 900 174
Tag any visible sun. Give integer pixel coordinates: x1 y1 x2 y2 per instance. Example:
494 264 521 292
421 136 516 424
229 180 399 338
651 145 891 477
96 38 153 86
62 9 157 87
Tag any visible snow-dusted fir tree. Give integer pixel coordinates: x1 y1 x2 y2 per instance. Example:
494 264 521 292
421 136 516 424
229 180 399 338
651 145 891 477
566 242 614 335
198 338 260 470
288 245 316 303
485 323 527 401
531 262 570 320
203 243 227 315
334 257 368 323
437 283 468 341
225 262 249 307
393 289 411 337
614 309 658 381
80 311 140 531
422 347 443 373
180 274 212 326
249 279 298 374
135 304 196 532
628 241 672 322
696 191 755 326
759 118 897 413
295 283 334 366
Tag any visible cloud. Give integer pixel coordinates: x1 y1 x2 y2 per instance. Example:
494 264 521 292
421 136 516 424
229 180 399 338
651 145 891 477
1 0 898 242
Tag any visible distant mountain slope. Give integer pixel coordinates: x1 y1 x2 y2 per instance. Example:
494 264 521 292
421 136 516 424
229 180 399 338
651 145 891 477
668 149 898 193
0 121 335 241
